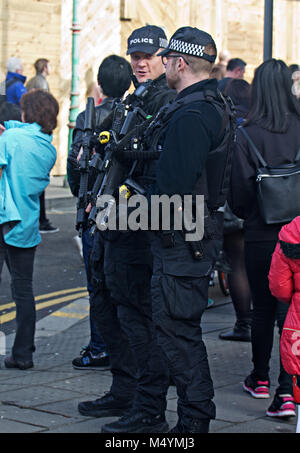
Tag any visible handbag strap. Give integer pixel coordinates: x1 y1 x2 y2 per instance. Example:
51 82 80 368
240 126 300 166
239 126 268 167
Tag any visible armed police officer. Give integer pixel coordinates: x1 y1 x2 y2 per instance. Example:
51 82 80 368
146 27 236 433
78 25 176 434
67 56 137 376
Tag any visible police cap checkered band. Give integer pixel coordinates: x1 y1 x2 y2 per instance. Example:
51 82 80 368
158 26 217 63
127 25 168 55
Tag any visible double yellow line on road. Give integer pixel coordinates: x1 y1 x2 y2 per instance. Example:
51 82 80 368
0 287 88 325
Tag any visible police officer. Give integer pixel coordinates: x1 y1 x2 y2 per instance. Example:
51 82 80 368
79 26 176 434
147 27 235 433
67 56 137 392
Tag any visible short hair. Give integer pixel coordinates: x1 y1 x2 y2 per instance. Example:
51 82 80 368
97 55 133 98
247 59 300 132
210 65 224 80
227 58 247 72
20 90 59 135
0 101 22 125
34 58 49 74
185 42 217 75
289 64 300 74
6 57 23 73
223 79 251 109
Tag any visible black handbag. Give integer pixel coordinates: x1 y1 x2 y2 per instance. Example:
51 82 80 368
240 127 300 225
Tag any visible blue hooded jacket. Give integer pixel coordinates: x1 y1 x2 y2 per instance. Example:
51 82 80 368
0 121 57 247
5 72 27 106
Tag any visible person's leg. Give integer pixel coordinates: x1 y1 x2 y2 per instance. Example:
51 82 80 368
244 241 278 380
101 262 169 433
81 229 106 355
78 284 138 417
39 191 47 223
242 240 286 400
72 229 109 369
265 299 295 418
220 231 252 341
152 256 215 432
5 243 36 363
275 300 293 394
39 191 59 233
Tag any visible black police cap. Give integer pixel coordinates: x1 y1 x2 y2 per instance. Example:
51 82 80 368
158 26 217 63
127 25 168 55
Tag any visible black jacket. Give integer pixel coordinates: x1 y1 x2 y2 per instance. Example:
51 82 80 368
229 114 300 242
104 74 175 265
67 97 116 197
154 78 223 197
139 73 175 117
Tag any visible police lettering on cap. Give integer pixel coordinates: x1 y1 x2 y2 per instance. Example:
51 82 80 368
127 25 168 55
158 26 217 63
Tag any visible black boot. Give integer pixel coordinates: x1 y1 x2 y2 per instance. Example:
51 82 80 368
169 417 210 433
101 410 169 433
219 319 251 342
78 392 132 417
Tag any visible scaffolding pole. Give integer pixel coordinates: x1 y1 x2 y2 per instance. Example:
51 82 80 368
263 0 274 61
68 0 81 151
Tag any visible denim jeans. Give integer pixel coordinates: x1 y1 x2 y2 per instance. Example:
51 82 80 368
244 240 292 395
0 226 36 361
82 228 107 355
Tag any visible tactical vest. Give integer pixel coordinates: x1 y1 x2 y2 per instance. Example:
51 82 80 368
144 88 237 211
95 98 116 129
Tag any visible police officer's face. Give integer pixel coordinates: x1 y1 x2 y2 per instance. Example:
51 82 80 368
130 51 165 83
164 58 180 90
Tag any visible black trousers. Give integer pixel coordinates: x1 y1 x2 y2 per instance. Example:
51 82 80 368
104 245 169 416
89 232 137 400
150 232 218 422
244 240 292 394
39 191 47 223
0 226 36 361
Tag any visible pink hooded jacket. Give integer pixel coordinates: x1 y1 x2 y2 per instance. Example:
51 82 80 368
268 216 300 378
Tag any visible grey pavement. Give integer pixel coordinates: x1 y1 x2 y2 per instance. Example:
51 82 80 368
0 177 298 434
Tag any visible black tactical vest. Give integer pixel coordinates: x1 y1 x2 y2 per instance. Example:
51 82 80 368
144 88 237 211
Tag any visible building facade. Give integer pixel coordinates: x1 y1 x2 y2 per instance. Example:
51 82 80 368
1 0 299 175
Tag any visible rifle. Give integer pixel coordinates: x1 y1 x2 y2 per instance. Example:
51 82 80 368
75 97 96 236
87 79 156 233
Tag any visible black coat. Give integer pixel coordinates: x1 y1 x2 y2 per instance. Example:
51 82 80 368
139 73 175 116
104 74 176 265
229 114 300 242
67 97 115 197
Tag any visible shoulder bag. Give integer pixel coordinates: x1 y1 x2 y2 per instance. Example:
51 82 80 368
240 127 300 225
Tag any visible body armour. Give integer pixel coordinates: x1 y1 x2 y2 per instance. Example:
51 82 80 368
143 86 237 211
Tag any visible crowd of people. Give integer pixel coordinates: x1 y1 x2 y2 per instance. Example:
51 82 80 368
0 22 300 434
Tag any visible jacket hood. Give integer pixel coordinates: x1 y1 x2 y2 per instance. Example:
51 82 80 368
279 216 300 259
6 71 26 84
